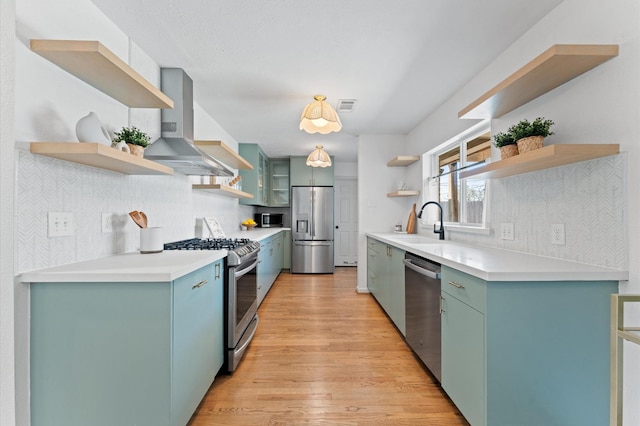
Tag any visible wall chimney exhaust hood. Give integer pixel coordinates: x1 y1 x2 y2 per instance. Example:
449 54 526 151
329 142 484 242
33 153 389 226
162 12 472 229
144 68 233 176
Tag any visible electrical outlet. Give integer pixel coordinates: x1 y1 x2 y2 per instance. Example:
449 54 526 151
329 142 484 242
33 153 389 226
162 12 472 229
101 213 116 233
551 223 565 245
48 212 74 237
500 223 514 240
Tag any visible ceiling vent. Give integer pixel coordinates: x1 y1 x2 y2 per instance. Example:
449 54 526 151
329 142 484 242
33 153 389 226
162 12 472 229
337 99 357 113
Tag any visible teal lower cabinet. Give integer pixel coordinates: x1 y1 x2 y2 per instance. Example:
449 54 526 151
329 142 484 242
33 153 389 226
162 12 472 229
441 265 617 426
282 230 291 269
257 232 284 306
366 237 405 335
30 260 224 426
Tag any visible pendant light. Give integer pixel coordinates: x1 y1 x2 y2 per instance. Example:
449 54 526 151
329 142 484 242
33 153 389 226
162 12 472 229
306 145 332 168
299 95 342 134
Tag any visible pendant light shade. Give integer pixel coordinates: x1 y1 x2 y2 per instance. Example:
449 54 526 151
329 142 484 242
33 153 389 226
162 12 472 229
306 145 332 168
299 95 342 134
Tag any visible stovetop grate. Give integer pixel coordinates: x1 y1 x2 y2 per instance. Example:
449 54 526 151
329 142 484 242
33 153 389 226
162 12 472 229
164 237 253 251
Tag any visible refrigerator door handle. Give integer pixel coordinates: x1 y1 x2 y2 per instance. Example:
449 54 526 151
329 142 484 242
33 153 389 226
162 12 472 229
311 189 315 238
293 241 332 246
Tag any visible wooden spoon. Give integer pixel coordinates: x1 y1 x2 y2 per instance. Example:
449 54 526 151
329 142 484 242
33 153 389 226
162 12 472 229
139 211 148 228
128 210 145 228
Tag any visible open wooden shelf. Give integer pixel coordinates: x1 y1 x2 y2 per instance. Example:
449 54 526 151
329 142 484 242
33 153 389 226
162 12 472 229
30 142 174 175
30 39 174 109
458 44 618 119
194 141 253 170
192 184 254 199
387 190 420 198
460 144 619 179
387 155 420 167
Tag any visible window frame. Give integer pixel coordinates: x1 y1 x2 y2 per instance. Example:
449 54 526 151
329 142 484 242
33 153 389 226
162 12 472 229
422 122 491 232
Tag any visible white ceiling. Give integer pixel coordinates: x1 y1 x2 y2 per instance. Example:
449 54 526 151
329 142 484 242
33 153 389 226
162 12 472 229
91 0 563 162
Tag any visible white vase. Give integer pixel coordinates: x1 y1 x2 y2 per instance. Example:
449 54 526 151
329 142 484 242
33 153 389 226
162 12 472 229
75 112 111 146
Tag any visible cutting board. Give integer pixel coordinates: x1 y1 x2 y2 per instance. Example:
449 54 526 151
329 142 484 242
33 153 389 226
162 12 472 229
406 204 417 234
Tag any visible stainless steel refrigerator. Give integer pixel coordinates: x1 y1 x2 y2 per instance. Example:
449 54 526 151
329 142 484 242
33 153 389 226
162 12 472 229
291 186 334 274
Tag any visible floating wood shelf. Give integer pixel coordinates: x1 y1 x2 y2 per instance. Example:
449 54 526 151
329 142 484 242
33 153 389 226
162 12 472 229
387 190 420 198
193 141 253 170
30 142 174 175
460 144 619 179
192 184 254 199
458 44 619 119
387 156 420 167
30 39 174 109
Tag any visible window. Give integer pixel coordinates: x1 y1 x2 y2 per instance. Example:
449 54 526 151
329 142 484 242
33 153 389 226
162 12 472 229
427 127 491 227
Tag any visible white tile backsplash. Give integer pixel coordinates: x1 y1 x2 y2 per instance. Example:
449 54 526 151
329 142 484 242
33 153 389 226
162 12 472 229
16 149 251 273
450 153 627 270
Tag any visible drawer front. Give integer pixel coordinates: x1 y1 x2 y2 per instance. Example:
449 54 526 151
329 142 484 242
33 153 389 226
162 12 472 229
441 266 486 313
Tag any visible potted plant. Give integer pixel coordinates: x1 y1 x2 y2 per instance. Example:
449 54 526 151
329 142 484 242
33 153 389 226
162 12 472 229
508 117 554 154
113 126 150 157
493 131 519 159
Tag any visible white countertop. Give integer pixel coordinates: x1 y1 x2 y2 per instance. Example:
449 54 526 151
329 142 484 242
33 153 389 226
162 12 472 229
19 228 291 283
19 250 227 283
228 227 289 242
368 232 628 282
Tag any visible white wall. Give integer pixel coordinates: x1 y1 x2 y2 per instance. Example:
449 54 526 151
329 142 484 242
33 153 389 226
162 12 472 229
403 0 640 422
334 161 358 178
0 0 16 423
357 134 411 292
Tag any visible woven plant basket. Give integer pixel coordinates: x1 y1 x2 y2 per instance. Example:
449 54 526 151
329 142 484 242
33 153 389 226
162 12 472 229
500 145 519 159
516 136 544 154
127 143 145 157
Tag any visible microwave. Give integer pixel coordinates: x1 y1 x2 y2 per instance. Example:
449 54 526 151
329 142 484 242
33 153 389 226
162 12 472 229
255 213 284 228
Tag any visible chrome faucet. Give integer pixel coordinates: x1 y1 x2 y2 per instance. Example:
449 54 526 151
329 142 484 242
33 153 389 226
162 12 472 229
417 201 445 240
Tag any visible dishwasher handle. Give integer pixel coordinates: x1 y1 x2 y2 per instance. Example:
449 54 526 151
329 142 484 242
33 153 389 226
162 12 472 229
403 258 441 280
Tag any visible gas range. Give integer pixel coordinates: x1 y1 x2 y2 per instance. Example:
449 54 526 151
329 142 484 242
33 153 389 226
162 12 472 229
164 238 260 266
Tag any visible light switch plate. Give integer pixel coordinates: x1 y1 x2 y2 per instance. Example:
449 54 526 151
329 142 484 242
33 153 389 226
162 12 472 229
551 223 565 245
48 212 74 237
101 213 115 233
500 223 514 240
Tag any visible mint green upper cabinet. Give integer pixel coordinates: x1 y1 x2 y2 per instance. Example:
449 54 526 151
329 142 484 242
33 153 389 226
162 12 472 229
269 158 290 206
239 143 269 206
30 260 224 426
290 156 334 186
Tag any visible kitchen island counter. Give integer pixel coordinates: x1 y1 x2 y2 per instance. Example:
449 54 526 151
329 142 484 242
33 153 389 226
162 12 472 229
368 232 628 282
18 250 226 283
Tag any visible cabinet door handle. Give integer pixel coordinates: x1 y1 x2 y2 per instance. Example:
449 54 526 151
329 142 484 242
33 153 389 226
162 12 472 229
448 281 464 289
440 295 445 314
192 279 208 289
214 263 221 280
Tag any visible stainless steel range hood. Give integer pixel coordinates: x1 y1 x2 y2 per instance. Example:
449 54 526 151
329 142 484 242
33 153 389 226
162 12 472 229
144 68 233 176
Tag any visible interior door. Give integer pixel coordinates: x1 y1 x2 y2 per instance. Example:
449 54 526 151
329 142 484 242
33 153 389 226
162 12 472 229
334 178 358 266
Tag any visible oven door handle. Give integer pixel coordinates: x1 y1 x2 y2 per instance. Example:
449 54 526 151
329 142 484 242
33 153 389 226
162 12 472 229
234 257 259 278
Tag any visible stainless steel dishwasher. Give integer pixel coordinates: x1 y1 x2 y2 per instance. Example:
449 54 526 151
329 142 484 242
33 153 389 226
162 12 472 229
404 252 442 382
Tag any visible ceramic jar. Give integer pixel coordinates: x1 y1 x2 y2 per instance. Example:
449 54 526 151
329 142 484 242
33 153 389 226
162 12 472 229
75 112 111 146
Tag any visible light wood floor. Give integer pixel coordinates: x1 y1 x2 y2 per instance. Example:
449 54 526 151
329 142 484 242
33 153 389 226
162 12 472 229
189 267 468 426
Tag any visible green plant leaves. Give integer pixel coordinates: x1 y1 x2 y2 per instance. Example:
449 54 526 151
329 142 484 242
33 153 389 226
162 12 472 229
113 126 150 147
